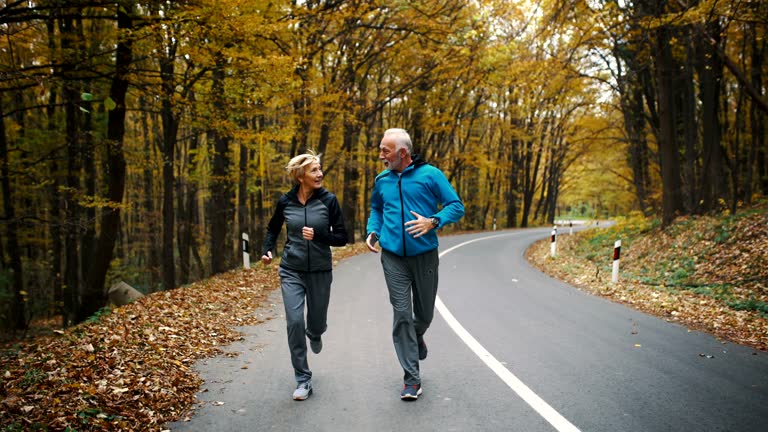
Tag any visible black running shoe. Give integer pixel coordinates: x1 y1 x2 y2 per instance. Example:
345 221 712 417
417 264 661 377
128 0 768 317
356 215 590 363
309 336 322 354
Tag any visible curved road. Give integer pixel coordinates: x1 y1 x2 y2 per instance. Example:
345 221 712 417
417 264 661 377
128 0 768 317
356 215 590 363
169 229 768 431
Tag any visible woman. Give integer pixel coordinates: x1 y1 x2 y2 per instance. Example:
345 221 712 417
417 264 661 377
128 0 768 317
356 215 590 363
261 150 348 401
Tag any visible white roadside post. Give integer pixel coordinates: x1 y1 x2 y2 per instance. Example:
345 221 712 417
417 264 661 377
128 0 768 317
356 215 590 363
569 221 573 235
242 232 251 269
612 239 621 283
493 217 497 231
550 227 557 257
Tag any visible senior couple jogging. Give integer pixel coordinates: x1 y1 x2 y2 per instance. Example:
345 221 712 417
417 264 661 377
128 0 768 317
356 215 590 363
261 128 465 401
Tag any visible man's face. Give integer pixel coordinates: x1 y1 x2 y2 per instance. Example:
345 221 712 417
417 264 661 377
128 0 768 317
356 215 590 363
379 138 404 172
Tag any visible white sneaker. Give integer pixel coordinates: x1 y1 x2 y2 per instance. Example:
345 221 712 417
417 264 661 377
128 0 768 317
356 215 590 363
293 381 313 401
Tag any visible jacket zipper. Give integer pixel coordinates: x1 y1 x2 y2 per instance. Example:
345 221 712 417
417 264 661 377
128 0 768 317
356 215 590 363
304 205 310 271
398 176 407 256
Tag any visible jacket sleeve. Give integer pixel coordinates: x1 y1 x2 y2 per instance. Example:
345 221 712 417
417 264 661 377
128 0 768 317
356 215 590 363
262 196 287 256
315 195 349 246
366 179 383 236
432 169 465 227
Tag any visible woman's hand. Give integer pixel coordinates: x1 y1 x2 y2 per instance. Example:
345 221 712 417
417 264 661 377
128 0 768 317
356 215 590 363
302 226 314 240
261 251 273 265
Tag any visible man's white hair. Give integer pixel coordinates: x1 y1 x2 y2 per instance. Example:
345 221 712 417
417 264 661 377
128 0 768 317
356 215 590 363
383 128 413 155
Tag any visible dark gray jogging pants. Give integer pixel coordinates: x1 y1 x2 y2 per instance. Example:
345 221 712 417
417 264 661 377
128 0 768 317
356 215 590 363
278 267 332 383
380 248 439 385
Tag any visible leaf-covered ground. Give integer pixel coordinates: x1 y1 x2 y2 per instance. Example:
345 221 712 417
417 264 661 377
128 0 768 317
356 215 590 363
0 244 367 431
527 204 768 352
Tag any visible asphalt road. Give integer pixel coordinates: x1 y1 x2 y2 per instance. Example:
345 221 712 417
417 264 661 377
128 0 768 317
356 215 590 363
167 228 768 431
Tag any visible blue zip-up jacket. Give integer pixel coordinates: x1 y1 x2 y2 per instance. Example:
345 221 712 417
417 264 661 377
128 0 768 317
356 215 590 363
263 185 348 272
366 157 464 257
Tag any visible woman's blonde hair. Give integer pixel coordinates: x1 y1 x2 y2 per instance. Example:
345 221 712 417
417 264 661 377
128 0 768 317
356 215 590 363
286 150 322 183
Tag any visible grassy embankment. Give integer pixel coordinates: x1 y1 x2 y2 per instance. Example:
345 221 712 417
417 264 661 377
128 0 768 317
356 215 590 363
526 202 768 351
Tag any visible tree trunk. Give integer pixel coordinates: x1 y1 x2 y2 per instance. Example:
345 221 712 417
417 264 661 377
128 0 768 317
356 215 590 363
728 79 745 212
747 23 765 201
0 99 26 331
254 132 266 256
140 97 160 291
341 120 360 244
521 131 543 228
59 11 81 326
78 1 132 322
614 28 654 214
316 114 332 159
506 110 521 228
45 23 64 321
623 83 651 213
176 159 189 285
44 15 64 323
160 46 178 291
696 21 726 212
178 128 199 285
291 68 311 157
78 16 96 290
655 24 685 226
238 120 249 259
210 55 234 274
534 155 549 222
546 134 566 225
682 36 698 213
411 79 431 146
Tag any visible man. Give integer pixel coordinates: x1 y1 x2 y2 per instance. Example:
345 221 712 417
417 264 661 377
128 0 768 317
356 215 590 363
366 128 465 400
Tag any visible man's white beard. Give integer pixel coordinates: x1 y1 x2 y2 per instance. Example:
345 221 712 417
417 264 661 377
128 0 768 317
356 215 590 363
388 154 403 171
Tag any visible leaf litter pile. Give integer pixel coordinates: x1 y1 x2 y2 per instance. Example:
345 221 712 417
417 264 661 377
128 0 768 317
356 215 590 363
1 244 366 431
527 204 768 352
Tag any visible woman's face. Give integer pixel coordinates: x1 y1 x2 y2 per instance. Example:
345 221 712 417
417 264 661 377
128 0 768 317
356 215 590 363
299 161 323 190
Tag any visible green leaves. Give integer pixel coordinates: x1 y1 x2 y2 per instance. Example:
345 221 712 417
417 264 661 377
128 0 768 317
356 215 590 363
104 97 117 111
79 93 117 111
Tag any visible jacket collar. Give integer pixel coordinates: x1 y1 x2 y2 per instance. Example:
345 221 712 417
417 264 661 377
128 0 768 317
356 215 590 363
409 154 428 169
286 184 325 202
379 154 428 179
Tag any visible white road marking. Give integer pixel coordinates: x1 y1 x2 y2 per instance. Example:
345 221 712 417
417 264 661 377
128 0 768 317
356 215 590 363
437 233 581 432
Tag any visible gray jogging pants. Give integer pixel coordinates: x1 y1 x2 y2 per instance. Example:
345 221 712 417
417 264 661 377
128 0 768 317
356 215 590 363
278 267 332 383
380 248 439 385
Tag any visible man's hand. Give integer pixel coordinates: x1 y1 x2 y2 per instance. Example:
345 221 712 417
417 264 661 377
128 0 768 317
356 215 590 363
405 211 434 238
366 232 379 253
261 251 273 265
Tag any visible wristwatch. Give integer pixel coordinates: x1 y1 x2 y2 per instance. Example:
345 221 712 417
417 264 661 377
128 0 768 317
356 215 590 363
430 217 440 228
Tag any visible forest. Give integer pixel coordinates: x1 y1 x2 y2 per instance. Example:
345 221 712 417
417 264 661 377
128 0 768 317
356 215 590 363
0 0 766 332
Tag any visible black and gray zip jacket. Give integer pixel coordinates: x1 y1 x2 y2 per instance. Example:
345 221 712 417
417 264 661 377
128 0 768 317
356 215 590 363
262 185 348 272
